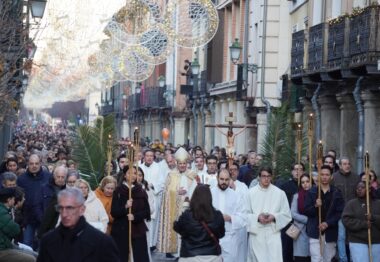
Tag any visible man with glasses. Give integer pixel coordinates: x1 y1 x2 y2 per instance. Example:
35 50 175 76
204 155 218 187
37 188 120 262
247 167 291 262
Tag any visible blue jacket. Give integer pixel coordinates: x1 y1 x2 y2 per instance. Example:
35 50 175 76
304 185 344 242
17 168 51 226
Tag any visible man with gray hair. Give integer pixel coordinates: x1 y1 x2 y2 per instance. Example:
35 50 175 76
37 188 120 262
38 165 68 238
1 172 17 188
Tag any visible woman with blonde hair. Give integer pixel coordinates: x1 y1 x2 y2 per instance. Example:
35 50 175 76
74 179 109 233
95 176 117 234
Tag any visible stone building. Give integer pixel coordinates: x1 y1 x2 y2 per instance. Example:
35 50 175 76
290 0 380 174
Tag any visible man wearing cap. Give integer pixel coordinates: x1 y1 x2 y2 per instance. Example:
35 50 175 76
157 147 198 258
0 187 35 262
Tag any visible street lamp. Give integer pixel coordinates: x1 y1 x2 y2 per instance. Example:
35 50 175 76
229 38 242 64
158 75 166 88
30 0 48 19
191 58 200 75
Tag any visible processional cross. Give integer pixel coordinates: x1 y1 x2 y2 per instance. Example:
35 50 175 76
205 112 256 166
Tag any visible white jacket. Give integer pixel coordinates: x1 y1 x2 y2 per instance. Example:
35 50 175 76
84 190 109 233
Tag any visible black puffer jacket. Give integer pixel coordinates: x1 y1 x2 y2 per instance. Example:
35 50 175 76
173 208 225 258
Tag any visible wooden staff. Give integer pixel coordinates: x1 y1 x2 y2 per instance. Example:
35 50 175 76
106 134 113 177
308 113 314 182
133 127 140 165
364 152 373 262
127 144 135 262
296 123 303 186
317 141 323 255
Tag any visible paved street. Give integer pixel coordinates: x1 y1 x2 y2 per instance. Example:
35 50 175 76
151 252 177 261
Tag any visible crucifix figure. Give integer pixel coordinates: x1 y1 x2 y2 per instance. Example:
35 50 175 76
205 112 256 166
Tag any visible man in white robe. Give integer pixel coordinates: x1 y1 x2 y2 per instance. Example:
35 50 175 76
139 149 166 250
228 162 249 262
157 147 198 257
247 166 292 262
204 155 218 187
211 169 247 262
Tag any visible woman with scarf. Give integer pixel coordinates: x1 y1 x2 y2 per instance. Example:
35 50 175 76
111 165 151 262
291 174 312 262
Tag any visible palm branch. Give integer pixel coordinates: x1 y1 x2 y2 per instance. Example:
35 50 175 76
70 114 116 188
259 104 296 181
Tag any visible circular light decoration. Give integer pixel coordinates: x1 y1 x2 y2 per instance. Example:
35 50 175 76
171 0 219 48
138 24 175 65
105 0 156 46
118 47 155 82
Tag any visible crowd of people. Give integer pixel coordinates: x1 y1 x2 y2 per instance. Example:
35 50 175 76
0 121 379 262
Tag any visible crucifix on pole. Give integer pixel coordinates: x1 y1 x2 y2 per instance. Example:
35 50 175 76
205 112 256 167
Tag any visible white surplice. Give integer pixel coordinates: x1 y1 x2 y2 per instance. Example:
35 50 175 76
139 161 166 248
211 186 247 262
231 180 249 262
246 184 291 262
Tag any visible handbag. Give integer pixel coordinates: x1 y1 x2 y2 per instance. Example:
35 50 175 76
200 221 222 254
285 223 301 240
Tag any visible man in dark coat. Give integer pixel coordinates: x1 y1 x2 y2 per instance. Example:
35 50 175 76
37 188 120 262
17 154 51 248
38 165 67 239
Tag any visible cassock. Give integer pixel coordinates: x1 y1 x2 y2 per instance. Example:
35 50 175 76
157 169 197 253
231 180 249 262
247 184 291 262
139 161 166 248
211 186 247 262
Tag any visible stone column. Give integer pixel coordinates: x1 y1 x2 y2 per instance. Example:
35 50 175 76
300 97 313 124
336 94 357 165
256 111 267 154
362 91 380 175
174 117 187 146
318 95 340 153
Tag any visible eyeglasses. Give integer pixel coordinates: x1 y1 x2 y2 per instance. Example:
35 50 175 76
67 181 76 185
55 205 82 213
260 175 272 179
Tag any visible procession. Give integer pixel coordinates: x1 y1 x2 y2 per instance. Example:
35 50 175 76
2 0 380 261
0 119 378 262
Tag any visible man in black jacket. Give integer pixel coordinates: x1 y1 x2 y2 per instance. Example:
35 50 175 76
37 188 120 262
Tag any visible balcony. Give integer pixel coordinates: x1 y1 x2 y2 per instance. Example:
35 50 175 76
307 23 327 74
127 86 168 114
349 5 380 71
291 5 380 81
290 30 305 77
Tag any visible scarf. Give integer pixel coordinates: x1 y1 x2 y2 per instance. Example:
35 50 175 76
297 189 307 214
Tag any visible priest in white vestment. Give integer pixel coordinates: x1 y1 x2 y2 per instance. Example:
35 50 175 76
211 169 247 262
157 147 198 256
228 162 249 262
247 166 291 262
139 149 167 249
